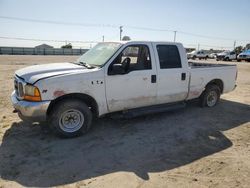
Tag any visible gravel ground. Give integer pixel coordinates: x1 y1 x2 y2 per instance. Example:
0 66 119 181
0 55 249 188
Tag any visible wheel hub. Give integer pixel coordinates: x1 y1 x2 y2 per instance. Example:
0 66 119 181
207 91 218 107
59 109 84 133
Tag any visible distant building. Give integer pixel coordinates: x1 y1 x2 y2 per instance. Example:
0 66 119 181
35 44 54 49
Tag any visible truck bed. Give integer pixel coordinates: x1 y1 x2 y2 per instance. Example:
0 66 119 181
188 61 236 68
186 61 237 100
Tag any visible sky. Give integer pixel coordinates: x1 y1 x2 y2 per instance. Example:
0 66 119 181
0 0 249 50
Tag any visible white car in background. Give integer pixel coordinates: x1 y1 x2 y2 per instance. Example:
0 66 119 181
237 50 250 62
216 51 237 61
208 53 217 59
187 50 209 60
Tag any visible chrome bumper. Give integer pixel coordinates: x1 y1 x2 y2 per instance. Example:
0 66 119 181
11 91 50 122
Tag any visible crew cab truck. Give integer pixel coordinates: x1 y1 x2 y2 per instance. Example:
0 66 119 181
216 51 237 61
11 41 237 137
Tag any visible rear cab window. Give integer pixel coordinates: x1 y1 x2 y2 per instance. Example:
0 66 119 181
156 45 182 69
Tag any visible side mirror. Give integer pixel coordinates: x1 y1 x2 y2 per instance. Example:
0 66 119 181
109 64 125 75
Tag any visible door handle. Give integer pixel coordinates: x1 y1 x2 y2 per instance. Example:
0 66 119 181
151 75 157 83
181 73 186 81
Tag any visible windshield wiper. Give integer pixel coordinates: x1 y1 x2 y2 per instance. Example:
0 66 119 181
77 61 96 69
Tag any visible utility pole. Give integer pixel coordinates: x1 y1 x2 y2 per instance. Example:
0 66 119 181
233 40 236 50
197 43 200 51
173 31 177 42
119 26 123 41
102 35 105 42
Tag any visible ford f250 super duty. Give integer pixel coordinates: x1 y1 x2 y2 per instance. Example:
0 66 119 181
11 41 237 137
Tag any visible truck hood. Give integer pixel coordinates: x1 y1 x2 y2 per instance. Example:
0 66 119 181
15 62 88 84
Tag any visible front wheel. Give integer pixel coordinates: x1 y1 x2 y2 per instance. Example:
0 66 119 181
200 85 221 107
48 99 93 138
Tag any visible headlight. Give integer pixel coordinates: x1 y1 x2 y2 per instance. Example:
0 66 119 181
24 84 41 101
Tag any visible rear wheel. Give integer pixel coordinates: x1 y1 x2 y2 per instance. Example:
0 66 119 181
200 85 221 107
48 99 92 138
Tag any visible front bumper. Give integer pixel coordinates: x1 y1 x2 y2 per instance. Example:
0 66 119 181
216 56 225 60
11 91 50 122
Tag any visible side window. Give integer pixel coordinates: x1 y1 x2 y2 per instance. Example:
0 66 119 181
108 45 151 75
156 45 182 69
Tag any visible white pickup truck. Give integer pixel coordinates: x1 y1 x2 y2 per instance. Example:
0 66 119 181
216 51 237 61
187 50 209 60
12 41 237 137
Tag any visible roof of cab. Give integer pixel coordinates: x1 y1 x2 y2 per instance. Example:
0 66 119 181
100 40 182 45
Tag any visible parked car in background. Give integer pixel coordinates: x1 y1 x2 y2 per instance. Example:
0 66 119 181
187 50 209 60
208 53 217 59
216 51 237 61
237 50 250 62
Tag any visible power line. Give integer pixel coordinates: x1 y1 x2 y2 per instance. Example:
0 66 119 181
0 35 233 50
0 36 98 43
183 43 232 49
1 15 249 42
178 31 236 41
0 15 118 28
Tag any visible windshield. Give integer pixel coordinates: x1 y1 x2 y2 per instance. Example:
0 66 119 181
76 42 122 67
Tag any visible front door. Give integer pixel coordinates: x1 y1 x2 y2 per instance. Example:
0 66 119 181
105 43 157 112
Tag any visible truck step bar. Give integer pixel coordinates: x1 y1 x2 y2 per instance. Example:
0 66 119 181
111 102 186 119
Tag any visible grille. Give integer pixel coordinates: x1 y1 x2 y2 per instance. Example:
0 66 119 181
14 77 24 98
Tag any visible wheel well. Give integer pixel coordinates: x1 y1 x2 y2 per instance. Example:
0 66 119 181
47 93 99 118
205 79 224 93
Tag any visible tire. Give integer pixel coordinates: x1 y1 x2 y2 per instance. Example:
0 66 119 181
48 99 93 138
237 59 241 62
192 56 196 60
225 57 229 61
200 85 221 107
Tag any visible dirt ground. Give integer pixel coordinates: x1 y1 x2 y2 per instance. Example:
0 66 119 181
0 55 249 188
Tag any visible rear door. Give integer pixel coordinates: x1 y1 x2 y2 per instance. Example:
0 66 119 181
105 42 157 112
152 43 189 104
